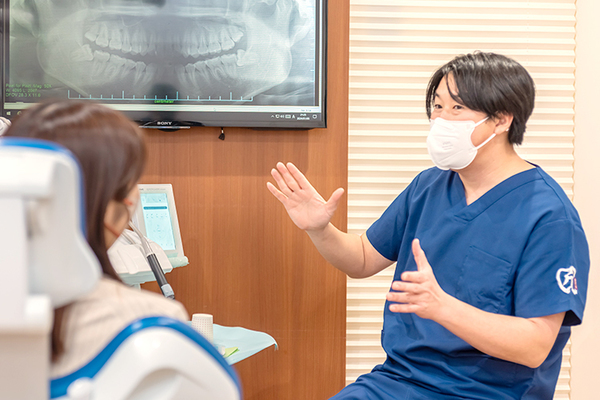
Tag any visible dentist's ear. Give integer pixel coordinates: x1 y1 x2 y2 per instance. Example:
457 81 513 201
493 113 514 135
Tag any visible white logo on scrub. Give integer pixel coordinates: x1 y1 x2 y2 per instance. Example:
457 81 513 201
556 266 578 295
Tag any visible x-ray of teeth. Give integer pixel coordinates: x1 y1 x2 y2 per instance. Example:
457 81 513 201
8 0 317 105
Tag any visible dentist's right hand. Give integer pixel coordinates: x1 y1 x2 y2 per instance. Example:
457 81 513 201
267 162 391 279
267 162 345 232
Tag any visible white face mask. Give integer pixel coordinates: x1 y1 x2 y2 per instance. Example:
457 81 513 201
426 117 494 170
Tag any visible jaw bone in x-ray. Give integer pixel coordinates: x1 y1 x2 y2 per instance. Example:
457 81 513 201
24 0 313 102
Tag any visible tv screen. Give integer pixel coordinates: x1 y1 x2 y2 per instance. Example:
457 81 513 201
2 0 326 129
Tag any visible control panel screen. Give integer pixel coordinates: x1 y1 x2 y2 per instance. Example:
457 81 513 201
140 192 176 251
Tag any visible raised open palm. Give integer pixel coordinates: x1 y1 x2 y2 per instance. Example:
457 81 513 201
267 162 344 232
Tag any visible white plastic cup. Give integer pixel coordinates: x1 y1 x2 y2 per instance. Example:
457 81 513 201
191 313 213 343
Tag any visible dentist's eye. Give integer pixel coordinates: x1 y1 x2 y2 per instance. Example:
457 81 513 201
453 104 464 110
433 103 442 109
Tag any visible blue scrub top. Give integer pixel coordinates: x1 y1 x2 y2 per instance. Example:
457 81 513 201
366 166 589 399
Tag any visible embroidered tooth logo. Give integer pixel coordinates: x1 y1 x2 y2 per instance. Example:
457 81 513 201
556 266 578 295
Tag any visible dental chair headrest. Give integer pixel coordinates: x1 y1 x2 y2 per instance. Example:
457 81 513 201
0 137 101 307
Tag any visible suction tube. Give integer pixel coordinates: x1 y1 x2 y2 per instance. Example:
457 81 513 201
129 222 175 299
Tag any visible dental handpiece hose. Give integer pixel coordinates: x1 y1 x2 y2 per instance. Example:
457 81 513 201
129 222 175 300
145 253 174 299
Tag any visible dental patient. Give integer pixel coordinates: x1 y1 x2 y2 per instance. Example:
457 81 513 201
4 99 189 378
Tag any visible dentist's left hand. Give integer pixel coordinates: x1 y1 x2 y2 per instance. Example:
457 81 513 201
386 239 567 369
386 239 449 321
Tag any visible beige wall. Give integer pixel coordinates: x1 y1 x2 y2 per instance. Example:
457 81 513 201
571 0 600 397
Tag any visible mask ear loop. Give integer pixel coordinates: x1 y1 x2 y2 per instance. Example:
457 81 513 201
475 133 496 150
474 116 489 127
472 117 495 150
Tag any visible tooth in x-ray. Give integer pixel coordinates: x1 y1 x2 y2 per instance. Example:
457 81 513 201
30 0 311 99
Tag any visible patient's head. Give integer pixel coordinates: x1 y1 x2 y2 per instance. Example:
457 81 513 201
4 99 146 279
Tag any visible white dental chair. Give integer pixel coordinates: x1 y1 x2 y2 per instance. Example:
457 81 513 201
50 316 242 400
0 138 242 400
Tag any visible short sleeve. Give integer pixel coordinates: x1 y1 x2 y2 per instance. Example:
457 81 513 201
366 174 420 262
514 218 589 326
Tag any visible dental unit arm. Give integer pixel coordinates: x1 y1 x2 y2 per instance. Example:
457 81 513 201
107 182 187 293
132 184 188 270
128 221 175 299
108 227 176 289
0 138 101 400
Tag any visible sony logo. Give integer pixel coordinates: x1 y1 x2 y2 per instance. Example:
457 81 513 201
157 121 172 125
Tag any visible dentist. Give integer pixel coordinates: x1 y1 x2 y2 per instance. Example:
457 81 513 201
267 52 589 399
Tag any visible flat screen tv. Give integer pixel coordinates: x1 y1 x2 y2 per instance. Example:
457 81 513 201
1 0 326 129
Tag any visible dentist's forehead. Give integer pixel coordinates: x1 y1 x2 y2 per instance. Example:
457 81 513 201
435 75 460 100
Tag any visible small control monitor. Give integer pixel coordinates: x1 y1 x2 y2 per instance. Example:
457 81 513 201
132 184 185 262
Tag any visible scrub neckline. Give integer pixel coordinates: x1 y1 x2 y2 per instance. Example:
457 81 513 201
451 165 541 221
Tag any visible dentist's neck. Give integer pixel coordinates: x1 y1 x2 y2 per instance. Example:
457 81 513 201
456 140 533 205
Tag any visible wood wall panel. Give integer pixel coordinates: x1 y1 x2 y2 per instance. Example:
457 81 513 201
140 1 349 398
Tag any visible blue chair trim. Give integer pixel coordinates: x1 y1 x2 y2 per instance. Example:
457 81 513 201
50 316 242 398
0 137 86 236
0 137 71 153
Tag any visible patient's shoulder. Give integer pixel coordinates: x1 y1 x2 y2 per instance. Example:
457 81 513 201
51 277 188 378
95 277 189 321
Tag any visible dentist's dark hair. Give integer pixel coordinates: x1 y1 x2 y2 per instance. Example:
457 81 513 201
425 52 535 145
4 99 147 360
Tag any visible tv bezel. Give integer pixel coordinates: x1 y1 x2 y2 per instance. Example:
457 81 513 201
1 0 327 130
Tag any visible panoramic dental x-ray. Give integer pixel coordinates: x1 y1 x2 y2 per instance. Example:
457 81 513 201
8 0 316 106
